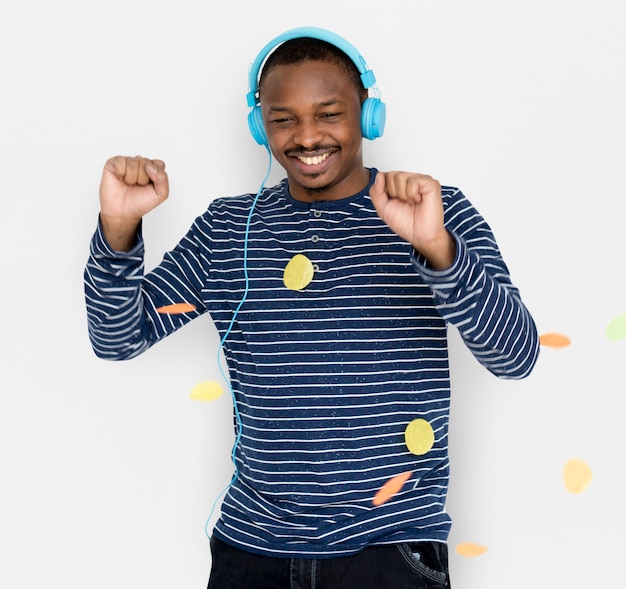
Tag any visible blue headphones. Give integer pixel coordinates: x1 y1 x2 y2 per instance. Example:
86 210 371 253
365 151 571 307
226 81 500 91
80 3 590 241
246 27 386 146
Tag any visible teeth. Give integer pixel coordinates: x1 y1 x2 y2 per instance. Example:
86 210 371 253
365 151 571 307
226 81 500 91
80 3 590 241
298 153 330 165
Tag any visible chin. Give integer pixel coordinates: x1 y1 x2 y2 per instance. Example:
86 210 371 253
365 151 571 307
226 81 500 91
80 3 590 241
295 173 335 193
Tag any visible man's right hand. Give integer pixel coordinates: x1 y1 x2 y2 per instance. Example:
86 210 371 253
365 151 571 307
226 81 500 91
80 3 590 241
99 155 169 251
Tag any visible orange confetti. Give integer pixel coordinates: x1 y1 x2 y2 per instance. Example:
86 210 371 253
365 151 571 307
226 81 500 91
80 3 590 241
372 471 412 506
539 333 571 348
455 542 488 558
156 303 197 314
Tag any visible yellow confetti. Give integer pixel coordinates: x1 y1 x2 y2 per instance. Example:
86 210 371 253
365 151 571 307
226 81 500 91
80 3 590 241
456 543 488 558
190 380 224 402
539 332 571 348
283 254 315 291
563 458 592 494
372 471 412 506
404 419 435 456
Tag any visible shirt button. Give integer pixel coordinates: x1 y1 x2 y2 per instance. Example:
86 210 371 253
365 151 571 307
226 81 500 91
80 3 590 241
311 234 320 243
312 209 322 218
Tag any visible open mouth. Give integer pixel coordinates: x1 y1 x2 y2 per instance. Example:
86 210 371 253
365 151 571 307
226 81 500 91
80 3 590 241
296 152 330 166
289 150 337 176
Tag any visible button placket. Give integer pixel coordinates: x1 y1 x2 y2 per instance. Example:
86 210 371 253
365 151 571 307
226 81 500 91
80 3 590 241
308 208 326 274
309 208 323 246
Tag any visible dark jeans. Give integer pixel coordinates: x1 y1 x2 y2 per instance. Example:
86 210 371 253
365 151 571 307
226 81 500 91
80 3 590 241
207 535 450 589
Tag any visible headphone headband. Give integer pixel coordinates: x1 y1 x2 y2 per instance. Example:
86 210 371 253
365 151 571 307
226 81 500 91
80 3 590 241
246 26 386 144
246 26 377 108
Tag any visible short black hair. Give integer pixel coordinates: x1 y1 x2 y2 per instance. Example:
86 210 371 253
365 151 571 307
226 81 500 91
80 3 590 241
258 37 366 98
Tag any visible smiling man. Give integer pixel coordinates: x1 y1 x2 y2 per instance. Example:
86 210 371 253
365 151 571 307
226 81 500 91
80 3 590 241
84 27 539 589
260 58 369 201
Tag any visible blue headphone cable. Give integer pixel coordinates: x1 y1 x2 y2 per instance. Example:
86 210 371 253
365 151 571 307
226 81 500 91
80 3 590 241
204 145 273 540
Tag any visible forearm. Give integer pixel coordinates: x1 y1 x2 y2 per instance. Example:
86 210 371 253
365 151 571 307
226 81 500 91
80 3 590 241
84 222 153 359
99 213 141 252
414 236 539 379
412 230 457 271
84 214 210 360
448 256 538 378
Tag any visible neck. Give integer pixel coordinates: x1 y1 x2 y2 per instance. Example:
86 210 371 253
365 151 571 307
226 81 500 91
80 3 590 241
288 167 370 203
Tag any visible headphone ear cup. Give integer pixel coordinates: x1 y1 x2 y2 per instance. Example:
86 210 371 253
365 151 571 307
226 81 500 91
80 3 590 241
360 97 386 140
248 106 268 146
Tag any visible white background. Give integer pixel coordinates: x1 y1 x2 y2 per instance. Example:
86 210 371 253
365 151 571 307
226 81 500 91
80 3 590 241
1 0 624 587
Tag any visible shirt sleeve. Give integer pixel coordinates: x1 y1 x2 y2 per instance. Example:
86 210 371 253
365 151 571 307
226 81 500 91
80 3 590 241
83 214 210 360
410 188 540 379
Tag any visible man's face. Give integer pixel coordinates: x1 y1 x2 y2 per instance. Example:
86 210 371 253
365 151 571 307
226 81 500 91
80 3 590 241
260 60 369 202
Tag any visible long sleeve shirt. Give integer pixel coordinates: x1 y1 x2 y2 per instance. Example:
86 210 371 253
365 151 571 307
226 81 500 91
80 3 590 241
84 168 539 557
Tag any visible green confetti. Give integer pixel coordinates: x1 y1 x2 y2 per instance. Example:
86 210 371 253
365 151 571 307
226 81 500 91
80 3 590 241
606 314 626 341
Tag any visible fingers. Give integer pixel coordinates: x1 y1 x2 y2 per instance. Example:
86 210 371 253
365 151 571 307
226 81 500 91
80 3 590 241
126 156 151 186
104 155 165 187
369 171 387 206
383 171 440 202
145 159 169 200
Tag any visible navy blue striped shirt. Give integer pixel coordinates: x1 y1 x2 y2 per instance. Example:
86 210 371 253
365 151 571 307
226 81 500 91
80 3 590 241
84 168 539 557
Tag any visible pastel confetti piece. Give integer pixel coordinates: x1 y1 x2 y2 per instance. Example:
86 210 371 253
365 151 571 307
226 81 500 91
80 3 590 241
283 254 315 291
455 543 488 558
539 332 572 348
190 381 224 402
404 418 435 456
606 314 626 341
156 303 197 314
563 458 592 494
372 471 412 506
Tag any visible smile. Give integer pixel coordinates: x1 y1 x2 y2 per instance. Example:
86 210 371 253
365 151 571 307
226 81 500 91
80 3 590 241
297 153 330 165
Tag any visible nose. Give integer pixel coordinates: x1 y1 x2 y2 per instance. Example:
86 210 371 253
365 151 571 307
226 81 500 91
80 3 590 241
293 117 323 148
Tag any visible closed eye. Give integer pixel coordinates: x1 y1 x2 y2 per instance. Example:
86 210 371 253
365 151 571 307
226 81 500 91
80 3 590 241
269 117 295 125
